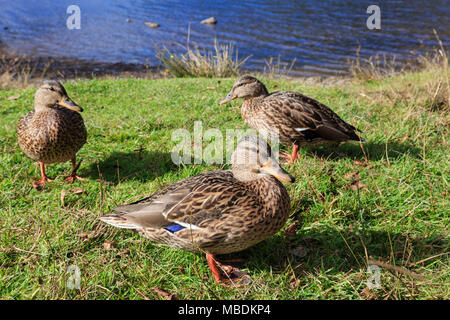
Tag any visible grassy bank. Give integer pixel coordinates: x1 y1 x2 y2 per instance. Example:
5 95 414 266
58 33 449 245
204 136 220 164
0 65 448 299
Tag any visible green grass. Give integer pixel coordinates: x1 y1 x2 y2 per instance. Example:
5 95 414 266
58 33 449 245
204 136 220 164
0 68 448 299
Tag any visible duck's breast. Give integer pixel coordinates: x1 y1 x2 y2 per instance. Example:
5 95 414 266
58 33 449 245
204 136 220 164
17 107 86 163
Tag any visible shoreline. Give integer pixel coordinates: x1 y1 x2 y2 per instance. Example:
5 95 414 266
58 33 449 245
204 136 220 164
0 50 356 88
0 41 358 87
1 42 441 89
0 49 167 88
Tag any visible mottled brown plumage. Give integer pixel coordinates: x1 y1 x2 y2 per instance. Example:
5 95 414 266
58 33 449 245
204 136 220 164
100 135 294 284
17 80 87 187
220 76 365 161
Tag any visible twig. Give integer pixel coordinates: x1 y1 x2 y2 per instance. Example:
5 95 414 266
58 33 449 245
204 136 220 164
368 259 424 280
12 246 46 256
408 252 449 267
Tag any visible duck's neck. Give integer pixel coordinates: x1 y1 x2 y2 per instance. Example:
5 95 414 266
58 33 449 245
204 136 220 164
245 175 290 219
34 103 51 113
241 95 268 120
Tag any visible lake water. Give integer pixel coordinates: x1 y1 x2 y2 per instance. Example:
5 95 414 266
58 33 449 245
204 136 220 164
0 0 448 77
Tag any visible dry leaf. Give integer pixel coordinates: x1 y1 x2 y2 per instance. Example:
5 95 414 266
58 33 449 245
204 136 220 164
284 222 299 238
349 180 366 191
116 249 130 258
354 160 369 166
6 94 20 100
32 181 44 191
206 86 216 90
103 240 116 251
362 287 374 299
289 274 301 288
70 188 87 195
344 171 360 179
61 189 67 206
154 287 176 300
78 231 95 240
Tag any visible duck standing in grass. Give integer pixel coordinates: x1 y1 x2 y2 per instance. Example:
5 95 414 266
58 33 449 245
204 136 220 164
220 76 365 162
17 80 87 189
100 135 294 285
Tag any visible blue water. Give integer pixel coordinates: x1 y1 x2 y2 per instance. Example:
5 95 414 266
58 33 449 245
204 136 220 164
0 0 448 76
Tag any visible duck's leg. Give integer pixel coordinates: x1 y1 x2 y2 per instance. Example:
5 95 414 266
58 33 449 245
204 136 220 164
64 157 87 183
290 144 300 162
32 162 53 189
205 254 250 285
279 144 299 163
206 254 224 283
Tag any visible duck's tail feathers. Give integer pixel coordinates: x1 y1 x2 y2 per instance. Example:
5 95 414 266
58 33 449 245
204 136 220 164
99 213 139 229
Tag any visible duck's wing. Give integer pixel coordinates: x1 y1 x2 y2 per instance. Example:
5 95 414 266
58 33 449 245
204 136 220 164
265 91 363 142
99 170 260 232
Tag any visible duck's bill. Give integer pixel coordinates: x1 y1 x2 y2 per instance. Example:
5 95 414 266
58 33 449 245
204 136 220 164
261 161 295 183
219 92 236 105
58 98 83 112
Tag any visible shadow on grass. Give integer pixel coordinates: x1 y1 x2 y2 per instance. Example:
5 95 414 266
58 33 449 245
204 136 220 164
309 140 422 161
221 228 446 277
84 150 177 184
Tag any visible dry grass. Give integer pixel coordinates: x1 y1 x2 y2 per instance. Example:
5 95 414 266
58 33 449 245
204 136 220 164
261 55 297 79
347 46 401 81
0 52 52 89
349 31 449 113
349 30 448 86
155 34 251 78
356 60 449 114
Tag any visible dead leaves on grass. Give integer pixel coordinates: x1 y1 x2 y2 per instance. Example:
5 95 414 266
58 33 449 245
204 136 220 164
103 240 116 251
349 180 367 191
61 188 88 206
344 170 367 191
284 222 300 238
354 160 370 167
77 231 96 240
154 287 177 300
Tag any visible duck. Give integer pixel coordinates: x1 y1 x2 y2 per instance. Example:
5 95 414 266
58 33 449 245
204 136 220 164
219 75 365 162
100 135 295 284
17 80 87 188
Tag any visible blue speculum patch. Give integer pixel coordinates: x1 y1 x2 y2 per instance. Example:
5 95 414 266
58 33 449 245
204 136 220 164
164 223 185 233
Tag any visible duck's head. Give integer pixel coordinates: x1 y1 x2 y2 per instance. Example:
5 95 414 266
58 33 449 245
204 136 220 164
34 80 82 112
219 76 269 105
231 135 295 183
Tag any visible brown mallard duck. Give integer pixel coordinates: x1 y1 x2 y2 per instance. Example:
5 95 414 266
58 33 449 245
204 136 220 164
100 135 294 284
17 80 87 188
220 75 365 162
